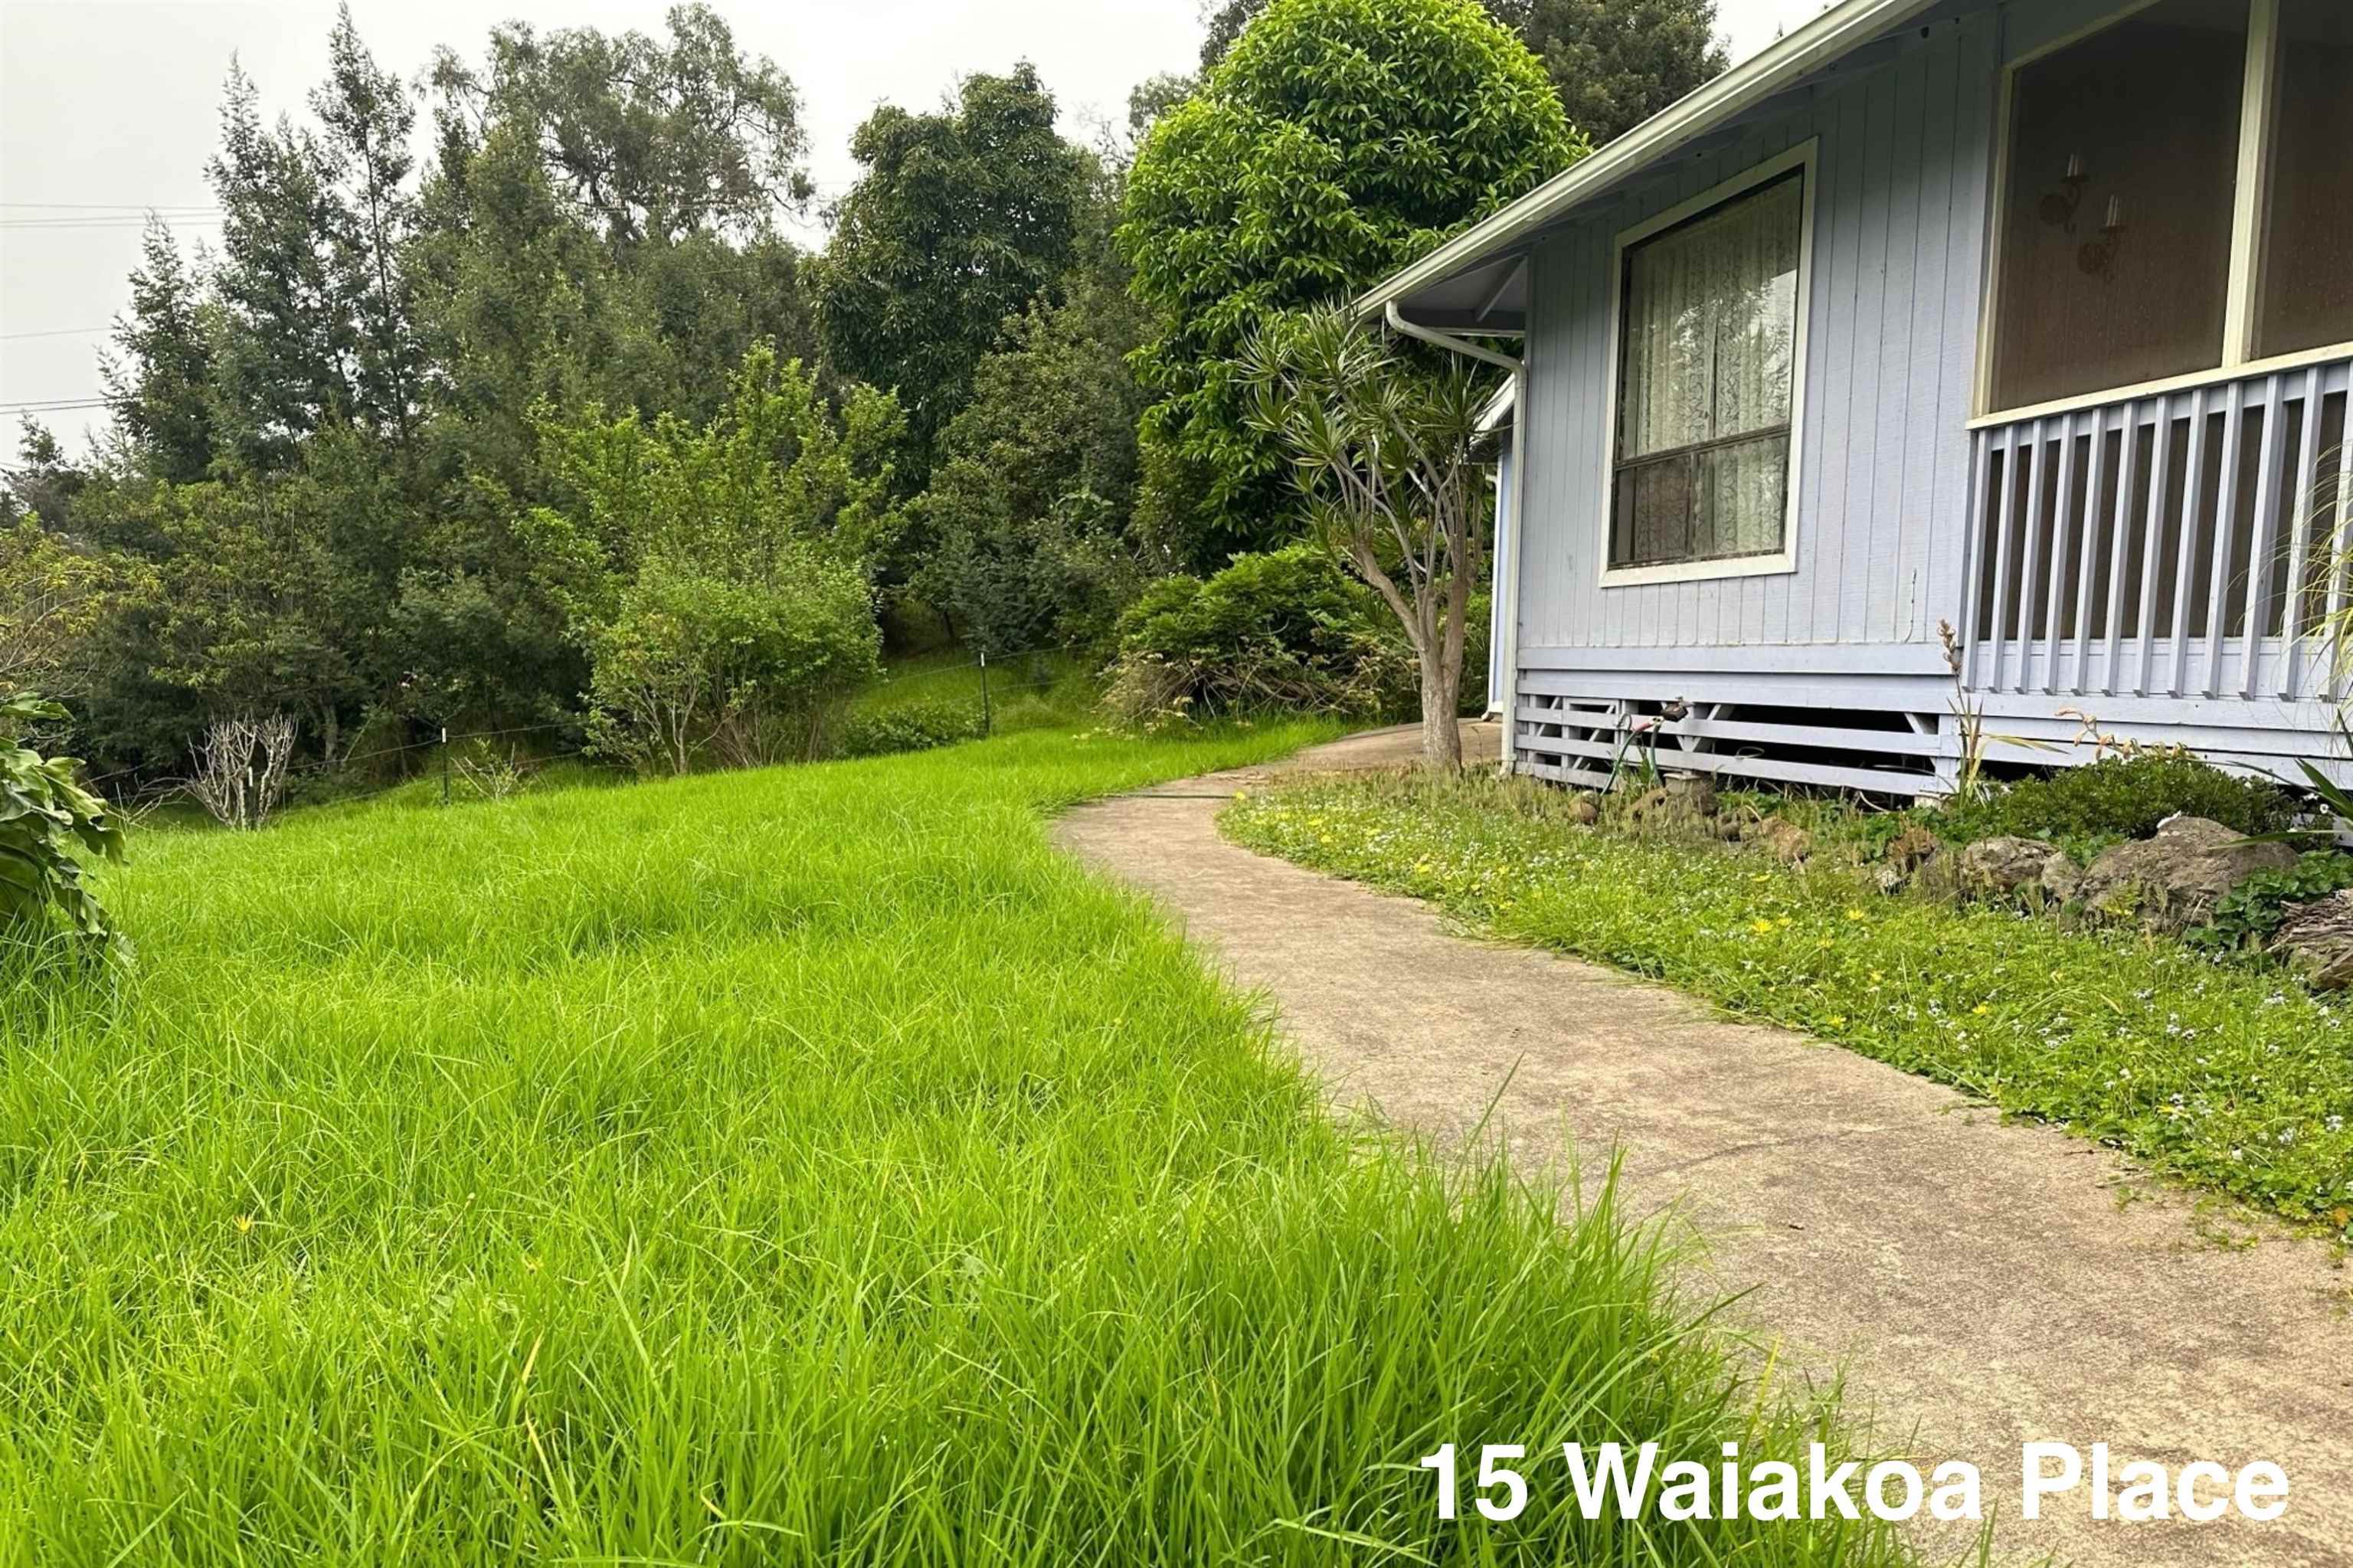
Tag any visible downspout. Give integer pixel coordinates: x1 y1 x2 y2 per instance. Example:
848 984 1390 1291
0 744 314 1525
1386 302 1527 774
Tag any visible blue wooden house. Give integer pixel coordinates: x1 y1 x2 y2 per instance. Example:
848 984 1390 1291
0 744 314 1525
1366 0 2353 795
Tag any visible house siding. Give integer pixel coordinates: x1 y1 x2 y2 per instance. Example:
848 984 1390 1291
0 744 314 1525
1514 10 2001 663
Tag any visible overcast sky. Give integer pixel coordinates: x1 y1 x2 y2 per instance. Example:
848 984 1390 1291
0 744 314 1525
0 0 1829 459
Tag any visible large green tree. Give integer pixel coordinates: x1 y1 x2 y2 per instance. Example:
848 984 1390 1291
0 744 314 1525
1200 0 1726 144
104 221 219 484
1122 0 1580 562
815 64 1091 485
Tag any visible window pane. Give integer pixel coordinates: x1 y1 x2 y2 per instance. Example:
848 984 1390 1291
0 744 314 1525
1988 0 2247 411
2256 0 2353 358
1612 170 1801 571
1618 172 1801 460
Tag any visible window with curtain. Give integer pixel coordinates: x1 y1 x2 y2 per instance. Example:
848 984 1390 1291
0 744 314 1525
1610 168 1803 573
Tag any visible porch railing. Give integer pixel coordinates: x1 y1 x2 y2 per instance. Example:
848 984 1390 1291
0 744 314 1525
1965 355 2353 703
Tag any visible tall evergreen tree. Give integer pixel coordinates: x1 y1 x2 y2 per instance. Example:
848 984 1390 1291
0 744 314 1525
104 220 218 484
312 3 423 450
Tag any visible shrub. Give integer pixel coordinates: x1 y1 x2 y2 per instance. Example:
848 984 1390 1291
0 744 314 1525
0 693 125 945
584 555 881 776
1103 544 1415 727
2188 850 2353 955
1932 751 2296 854
836 698 987 761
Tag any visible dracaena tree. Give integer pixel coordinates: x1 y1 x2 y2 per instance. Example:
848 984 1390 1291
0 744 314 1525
1241 307 1495 772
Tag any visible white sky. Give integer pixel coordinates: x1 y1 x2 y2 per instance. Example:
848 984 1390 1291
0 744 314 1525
0 0 1829 459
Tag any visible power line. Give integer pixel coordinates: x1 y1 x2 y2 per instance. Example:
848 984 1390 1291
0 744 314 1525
0 327 111 341
0 201 218 211
0 398 113 414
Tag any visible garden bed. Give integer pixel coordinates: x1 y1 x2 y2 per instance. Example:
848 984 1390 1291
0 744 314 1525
1224 771 2353 1232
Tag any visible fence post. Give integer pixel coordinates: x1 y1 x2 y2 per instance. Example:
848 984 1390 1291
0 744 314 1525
978 650 993 738
440 727 450 807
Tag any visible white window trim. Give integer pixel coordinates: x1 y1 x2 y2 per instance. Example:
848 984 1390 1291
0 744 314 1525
1972 0 2353 423
1595 139 1817 591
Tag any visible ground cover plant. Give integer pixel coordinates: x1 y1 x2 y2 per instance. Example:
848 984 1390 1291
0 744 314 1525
0 725 1921 1566
1226 773 2353 1230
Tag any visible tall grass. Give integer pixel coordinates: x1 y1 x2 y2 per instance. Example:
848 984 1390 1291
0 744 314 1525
0 725 1916 1565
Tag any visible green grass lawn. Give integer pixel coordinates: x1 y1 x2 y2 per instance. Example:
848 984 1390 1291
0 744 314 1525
1224 772 2353 1232
0 726 1919 1566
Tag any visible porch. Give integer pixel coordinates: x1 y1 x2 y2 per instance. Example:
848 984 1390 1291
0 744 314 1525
1964 352 2353 768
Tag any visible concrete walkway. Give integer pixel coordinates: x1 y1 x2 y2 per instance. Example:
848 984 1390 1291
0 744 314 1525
1054 726 2351 1568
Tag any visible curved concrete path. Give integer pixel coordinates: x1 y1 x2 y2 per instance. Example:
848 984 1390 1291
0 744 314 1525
1053 725 2351 1568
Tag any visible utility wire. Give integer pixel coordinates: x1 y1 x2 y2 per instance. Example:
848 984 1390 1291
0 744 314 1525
0 327 112 341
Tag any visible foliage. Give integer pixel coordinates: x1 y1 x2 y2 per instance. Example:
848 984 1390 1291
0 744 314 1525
1228 771 2353 1224
1104 544 1415 726
1199 0 1723 142
0 695 124 944
581 555 878 775
0 521 148 696
816 65 1091 481
1931 751 2299 858
1242 307 1497 768
1121 0 1581 561
915 278 1157 657
0 721 1926 1568
835 696 987 761
2188 851 2353 956
424 4 813 247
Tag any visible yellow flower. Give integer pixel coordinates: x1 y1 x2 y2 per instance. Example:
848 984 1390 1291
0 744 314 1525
1817 938 1834 950
1972 1003 1991 1016
1845 908 1867 921
1751 919 1775 935
1775 916 1793 928
1828 1015 1847 1027
1870 970 1884 984
234 1214 254 1236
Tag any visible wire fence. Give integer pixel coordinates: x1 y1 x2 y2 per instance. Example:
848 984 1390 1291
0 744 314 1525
78 641 1082 815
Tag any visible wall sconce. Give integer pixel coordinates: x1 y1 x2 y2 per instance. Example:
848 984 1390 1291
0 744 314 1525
2040 153 2088 231
2079 195 2126 279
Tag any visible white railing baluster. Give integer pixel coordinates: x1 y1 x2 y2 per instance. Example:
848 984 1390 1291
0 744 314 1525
2202 381 2250 699
2327 428 2353 702
2044 414 2078 695
1987 426 2019 692
2017 421 2048 695
2277 368 2325 699
2242 375 2289 699
2072 408 2109 695
2136 394 2175 698
2171 387 2213 700
2103 400 2142 698
1963 427 1991 689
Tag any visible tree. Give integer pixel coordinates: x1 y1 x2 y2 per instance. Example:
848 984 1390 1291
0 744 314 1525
426 4 812 252
815 65 1091 483
1241 307 1496 771
312 3 424 450
104 221 219 483
917 275 1157 656
0 521 148 697
1497 0 1728 144
1200 0 1726 143
1122 0 1579 565
207 59 355 469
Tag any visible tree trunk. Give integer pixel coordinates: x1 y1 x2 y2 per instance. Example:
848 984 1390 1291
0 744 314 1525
1419 649 1462 773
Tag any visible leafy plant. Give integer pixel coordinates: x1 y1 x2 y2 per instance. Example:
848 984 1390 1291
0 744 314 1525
0 693 126 944
1932 750 2296 856
2187 851 2353 956
836 698 987 761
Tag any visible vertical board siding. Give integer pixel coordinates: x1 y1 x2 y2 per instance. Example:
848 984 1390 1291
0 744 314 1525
1515 13 1999 654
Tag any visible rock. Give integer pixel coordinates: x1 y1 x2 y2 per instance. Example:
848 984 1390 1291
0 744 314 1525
2268 891 2353 990
1569 795 1600 827
1957 836 2073 904
1948 838 2061 899
2075 816 2299 931
1663 775 1718 817
1755 817 1814 865
1622 777 1717 838
1874 864 1908 896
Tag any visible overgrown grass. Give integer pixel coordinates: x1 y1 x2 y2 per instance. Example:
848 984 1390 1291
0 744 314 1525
846 645 1095 737
1226 772 2353 1231
0 725 1920 1566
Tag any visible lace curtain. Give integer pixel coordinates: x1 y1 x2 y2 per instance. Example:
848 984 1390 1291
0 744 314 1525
1612 172 1802 569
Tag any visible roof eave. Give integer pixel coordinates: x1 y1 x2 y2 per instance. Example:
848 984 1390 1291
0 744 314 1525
1356 0 1947 323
